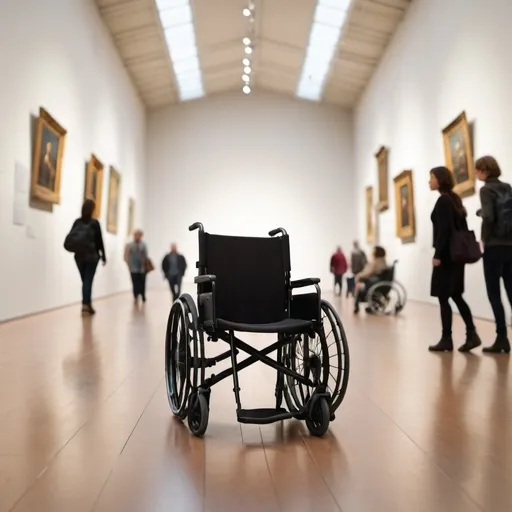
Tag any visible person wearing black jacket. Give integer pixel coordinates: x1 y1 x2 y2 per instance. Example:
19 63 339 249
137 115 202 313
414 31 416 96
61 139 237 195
161 243 187 302
73 200 106 315
428 166 481 352
476 155 512 353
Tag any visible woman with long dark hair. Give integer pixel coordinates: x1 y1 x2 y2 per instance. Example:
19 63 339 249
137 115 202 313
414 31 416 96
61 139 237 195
72 199 106 315
428 166 481 352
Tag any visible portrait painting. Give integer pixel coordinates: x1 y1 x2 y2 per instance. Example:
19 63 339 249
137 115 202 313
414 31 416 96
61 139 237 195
31 108 67 204
84 154 104 219
442 111 475 197
106 167 121 234
366 186 374 244
375 146 389 212
393 170 415 242
127 198 135 237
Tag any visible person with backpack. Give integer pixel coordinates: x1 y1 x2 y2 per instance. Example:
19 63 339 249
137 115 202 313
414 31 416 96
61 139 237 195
428 166 481 353
64 199 106 316
476 155 512 353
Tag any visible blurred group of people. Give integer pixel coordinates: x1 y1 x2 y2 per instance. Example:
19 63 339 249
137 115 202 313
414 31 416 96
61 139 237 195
64 200 187 315
330 241 388 313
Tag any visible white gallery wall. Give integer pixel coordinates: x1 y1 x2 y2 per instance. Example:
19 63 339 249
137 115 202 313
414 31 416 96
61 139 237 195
145 90 354 289
0 0 146 322
354 0 512 321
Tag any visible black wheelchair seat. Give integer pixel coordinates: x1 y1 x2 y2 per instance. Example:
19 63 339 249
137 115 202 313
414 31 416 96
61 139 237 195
217 317 314 334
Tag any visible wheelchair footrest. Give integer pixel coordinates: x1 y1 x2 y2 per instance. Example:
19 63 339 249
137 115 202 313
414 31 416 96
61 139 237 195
237 408 292 425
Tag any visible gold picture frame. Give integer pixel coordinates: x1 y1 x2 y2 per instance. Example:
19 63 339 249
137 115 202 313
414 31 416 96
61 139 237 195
393 170 415 242
106 167 121 234
375 146 389 212
442 111 475 197
366 186 374 243
127 198 135 237
31 108 67 204
84 154 104 219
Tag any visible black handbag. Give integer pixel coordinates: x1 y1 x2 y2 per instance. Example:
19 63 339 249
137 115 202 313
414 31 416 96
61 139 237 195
445 194 482 264
450 229 482 264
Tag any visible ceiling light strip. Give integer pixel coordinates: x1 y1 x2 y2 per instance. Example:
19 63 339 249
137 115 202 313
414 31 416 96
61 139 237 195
156 0 204 101
296 0 353 101
241 1 256 95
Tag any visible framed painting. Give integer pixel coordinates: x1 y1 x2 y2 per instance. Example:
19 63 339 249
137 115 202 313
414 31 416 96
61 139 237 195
127 198 135 237
84 154 104 219
31 108 67 204
375 146 389 212
393 170 415 242
442 111 475 197
106 167 121 234
366 186 374 243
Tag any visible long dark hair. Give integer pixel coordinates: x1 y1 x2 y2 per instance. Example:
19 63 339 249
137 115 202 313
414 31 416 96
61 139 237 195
430 166 466 216
81 199 95 221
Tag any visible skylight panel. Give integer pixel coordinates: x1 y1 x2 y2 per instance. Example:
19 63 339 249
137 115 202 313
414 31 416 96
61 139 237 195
296 0 353 102
156 0 204 101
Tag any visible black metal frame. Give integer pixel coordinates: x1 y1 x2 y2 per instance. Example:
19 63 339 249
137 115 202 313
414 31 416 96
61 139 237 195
187 222 328 420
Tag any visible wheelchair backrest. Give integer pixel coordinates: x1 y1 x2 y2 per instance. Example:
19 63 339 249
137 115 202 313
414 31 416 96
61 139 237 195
377 265 395 282
198 233 290 325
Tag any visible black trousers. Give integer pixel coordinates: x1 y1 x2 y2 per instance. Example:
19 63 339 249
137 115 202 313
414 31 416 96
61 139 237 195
76 260 98 306
334 274 343 295
438 295 475 337
131 272 146 299
483 246 512 335
167 274 182 302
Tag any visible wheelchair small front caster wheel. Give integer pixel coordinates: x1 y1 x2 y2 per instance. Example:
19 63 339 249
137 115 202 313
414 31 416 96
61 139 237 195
188 392 209 437
306 396 330 437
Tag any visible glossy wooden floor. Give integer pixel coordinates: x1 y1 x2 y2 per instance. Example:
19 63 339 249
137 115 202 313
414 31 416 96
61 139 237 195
1 290 511 512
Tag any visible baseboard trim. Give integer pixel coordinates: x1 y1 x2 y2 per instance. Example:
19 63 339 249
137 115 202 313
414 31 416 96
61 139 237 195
0 290 130 326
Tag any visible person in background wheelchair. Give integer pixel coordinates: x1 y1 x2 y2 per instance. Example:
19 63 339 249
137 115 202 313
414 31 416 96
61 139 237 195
353 246 388 314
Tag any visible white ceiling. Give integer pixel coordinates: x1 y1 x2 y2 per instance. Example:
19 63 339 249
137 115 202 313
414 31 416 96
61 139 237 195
94 0 412 109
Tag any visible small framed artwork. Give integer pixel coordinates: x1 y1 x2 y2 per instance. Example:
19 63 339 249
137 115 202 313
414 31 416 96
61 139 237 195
442 111 475 197
106 167 121 234
127 198 135 237
31 108 67 204
375 146 389 212
393 170 415 242
366 186 374 243
84 154 104 219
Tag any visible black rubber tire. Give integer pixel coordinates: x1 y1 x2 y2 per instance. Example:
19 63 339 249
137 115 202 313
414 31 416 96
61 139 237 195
165 301 190 420
321 301 350 413
188 393 209 437
306 396 330 437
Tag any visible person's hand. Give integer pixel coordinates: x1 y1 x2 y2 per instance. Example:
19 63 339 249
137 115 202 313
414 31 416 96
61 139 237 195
432 258 441 267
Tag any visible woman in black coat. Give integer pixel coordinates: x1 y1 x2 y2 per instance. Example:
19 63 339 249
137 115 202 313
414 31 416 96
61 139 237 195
428 166 481 352
72 199 107 315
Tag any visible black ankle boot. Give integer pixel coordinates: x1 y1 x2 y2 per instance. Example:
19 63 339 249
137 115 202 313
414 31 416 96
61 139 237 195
483 334 511 354
458 330 482 352
429 337 453 352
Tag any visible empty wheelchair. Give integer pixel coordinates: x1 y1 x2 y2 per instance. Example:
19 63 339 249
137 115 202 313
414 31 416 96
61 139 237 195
365 260 407 316
164 223 350 437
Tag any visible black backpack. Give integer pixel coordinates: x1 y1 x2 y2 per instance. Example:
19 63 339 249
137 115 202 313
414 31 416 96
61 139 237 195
64 221 95 254
494 185 512 238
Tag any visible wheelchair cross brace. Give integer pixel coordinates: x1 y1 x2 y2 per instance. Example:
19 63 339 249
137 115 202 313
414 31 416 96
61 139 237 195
200 331 316 390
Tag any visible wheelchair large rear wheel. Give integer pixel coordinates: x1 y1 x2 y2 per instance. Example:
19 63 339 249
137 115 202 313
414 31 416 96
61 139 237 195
282 322 330 418
320 300 350 413
283 301 349 416
165 295 204 420
366 281 407 316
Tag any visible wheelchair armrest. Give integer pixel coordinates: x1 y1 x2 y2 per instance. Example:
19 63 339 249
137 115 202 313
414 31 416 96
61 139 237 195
194 274 216 284
290 278 320 289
